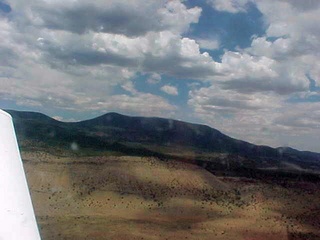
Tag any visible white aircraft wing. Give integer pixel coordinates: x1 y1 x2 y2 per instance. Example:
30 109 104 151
0 110 41 239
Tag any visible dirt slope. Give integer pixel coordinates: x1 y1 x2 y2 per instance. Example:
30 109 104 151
22 151 320 240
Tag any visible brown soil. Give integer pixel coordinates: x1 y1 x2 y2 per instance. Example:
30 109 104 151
22 151 320 240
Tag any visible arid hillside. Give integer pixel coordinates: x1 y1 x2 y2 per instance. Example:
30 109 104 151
22 151 320 240
8 109 320 172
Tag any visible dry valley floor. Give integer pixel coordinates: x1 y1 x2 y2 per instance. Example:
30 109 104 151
22 151 320 240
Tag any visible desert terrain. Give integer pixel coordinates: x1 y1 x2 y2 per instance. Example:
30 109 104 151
22 150 320 240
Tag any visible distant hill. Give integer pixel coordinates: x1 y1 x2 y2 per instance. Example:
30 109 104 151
5 109 320 173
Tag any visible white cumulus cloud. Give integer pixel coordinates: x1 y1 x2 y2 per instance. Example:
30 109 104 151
207 0 251 13
195 38 220 50
161 85 179 96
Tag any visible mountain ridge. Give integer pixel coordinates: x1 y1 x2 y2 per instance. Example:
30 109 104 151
4 109 320 172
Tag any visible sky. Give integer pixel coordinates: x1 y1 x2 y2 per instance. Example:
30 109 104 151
1 0 320 152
